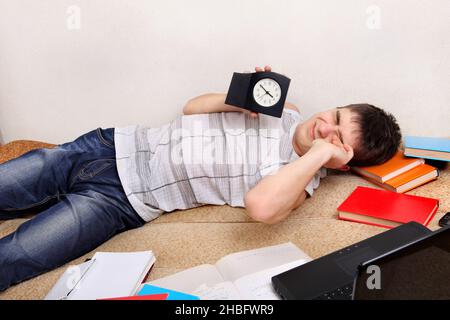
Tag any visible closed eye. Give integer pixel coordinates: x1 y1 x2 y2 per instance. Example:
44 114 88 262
336 110 344 144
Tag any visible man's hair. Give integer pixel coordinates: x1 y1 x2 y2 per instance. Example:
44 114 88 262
340 104 402 167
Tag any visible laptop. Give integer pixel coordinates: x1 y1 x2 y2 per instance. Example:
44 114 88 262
271 222 431 300
353 226 450 300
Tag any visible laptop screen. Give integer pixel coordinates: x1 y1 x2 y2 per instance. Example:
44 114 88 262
354 227 450 300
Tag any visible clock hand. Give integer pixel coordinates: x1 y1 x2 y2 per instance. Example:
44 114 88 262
259 84 274 99
262 90 274 99
259 84 269 94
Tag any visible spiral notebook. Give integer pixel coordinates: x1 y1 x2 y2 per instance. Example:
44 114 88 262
44 251 155 300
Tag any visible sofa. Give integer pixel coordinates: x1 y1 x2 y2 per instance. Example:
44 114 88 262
0 140 448 299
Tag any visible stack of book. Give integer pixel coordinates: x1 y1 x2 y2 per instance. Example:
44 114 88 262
351 151 439 193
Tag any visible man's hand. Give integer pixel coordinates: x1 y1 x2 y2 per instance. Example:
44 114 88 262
254 65 272 73
245 65 273 119
310 136 354 170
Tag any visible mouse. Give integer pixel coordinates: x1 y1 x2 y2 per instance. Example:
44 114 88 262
438 212 450 228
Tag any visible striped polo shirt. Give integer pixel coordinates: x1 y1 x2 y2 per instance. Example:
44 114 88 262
114 109 326 222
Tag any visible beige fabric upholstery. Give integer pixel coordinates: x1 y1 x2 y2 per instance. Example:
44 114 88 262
0 141 448 299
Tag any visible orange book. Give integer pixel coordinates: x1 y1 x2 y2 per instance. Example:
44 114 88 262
373 164 439 193
361 164 439 193
352 151 424 183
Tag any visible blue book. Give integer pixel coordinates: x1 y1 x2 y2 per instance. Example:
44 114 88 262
138 284 200 300
404 136 450 162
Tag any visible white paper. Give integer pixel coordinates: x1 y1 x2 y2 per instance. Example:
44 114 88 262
216 242 311 282
44 261 92 300
147 264 225 293
192 282 241 300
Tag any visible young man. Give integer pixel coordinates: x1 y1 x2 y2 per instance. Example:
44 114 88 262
0 66 401 291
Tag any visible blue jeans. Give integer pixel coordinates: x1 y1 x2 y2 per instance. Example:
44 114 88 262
0 128 145 291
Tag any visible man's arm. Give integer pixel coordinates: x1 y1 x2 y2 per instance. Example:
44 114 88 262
183 93 245 115
244 139 353 224
183 92 299 115
183 65 298 116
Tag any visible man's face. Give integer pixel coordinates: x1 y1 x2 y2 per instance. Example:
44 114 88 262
293 107 361 156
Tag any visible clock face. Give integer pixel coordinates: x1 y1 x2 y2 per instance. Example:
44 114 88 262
252 78 282 107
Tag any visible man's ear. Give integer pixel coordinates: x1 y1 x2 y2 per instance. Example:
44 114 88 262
337 165 350 172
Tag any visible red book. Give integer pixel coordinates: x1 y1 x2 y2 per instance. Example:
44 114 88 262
337 186 439 229
98 293 169 301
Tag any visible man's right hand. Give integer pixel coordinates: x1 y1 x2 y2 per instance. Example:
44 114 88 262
310 136 354 170
244 65 273 119
255 65 272 73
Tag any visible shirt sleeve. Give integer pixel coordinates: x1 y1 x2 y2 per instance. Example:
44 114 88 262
258 109 302 177
258 109 299 177
304 168 327 197
282 107 302 120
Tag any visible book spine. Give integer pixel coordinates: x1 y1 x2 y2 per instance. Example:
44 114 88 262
356 175 396 192
397 177 438 194
405 149 450 162
423 203 440 227
351 168 382 183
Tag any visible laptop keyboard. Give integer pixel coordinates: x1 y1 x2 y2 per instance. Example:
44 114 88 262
313 283 354 300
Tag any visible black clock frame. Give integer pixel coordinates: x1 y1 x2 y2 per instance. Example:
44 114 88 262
225 71 290 118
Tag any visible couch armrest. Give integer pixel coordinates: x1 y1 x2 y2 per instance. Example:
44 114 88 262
0 140 55 164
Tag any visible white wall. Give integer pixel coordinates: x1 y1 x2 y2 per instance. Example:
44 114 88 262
0 0 449 144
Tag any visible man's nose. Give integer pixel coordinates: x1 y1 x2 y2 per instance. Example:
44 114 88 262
318 123 337 139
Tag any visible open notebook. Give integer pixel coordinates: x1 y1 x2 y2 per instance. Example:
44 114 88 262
142 242 311 300
45 251 155 300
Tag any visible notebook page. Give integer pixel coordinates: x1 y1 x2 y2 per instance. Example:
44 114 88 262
216 242 311 282
191 282 242 300
68 251 154 300
146 264 225 293
233 259 309 300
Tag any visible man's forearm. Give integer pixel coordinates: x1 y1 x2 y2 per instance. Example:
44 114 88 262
183 93 242 115
184 93 297 116
245 146 331 223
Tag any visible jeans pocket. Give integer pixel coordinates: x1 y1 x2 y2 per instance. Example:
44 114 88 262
77 159 115 181
96 128 115 149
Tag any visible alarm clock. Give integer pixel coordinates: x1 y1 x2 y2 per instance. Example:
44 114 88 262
225 71 291 118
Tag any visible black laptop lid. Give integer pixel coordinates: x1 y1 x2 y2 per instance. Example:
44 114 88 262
354 226 450 300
